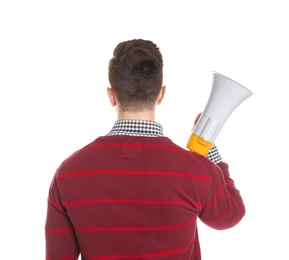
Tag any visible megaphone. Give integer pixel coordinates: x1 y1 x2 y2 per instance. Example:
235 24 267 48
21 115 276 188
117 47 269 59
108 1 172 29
187 71 254 156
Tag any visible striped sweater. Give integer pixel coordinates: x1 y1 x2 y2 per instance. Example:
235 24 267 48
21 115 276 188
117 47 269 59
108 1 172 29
45 135 245 260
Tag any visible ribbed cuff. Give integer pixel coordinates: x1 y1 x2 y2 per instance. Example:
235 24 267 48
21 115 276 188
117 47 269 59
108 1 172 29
206 145 222 163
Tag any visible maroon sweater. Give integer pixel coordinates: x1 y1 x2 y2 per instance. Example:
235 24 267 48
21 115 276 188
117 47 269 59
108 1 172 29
45 135 245 260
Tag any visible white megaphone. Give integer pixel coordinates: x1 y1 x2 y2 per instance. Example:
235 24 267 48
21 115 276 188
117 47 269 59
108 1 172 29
187 71 254 156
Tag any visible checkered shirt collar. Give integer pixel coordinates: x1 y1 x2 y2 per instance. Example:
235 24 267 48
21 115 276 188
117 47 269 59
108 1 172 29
107 120 164 137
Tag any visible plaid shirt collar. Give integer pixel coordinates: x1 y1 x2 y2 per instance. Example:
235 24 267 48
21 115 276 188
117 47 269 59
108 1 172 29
107 120 164 137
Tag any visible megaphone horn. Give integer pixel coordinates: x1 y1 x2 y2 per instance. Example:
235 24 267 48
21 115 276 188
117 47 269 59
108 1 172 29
187 71 254 156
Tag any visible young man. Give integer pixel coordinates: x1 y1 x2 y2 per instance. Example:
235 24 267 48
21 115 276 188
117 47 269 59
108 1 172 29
45 39 245 259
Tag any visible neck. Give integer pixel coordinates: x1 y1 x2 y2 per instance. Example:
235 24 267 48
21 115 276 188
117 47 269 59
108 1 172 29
117 110 156 121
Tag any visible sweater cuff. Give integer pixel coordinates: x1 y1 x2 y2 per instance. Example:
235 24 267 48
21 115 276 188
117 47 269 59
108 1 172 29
206 145 223 163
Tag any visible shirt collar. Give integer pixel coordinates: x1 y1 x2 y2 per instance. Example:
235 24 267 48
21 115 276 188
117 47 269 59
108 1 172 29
107 120 164 137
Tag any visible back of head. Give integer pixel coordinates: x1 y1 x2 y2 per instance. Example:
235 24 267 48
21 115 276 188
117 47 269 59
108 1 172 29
108 39 163 112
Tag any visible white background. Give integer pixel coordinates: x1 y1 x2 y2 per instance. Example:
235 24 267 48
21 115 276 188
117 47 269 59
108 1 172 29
1 1 288 259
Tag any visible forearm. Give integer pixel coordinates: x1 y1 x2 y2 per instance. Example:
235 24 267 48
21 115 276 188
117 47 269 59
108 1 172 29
199 160 245 230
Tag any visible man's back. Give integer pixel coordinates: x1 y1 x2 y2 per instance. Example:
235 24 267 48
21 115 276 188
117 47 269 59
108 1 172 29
46 135 244 259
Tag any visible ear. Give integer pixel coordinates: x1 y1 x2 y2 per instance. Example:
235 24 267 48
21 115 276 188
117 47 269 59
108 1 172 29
156 86 166 105
107 87 117 107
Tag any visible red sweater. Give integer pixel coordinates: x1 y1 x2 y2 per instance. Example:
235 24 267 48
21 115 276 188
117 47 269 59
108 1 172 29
45 135 245 260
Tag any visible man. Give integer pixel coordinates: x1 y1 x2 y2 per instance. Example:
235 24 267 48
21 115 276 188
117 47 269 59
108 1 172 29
45 39 245 259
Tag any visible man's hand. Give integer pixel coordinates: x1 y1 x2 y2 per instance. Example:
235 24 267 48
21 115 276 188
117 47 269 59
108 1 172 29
193 112 202 128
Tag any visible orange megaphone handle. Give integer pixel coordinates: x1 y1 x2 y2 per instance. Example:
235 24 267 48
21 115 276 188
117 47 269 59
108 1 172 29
187 133 213 156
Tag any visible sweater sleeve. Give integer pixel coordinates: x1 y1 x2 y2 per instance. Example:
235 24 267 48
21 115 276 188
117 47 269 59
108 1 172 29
45 172 80 260
198 161 245 230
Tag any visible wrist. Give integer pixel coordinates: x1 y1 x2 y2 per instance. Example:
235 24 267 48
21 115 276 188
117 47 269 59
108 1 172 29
206 145 222 163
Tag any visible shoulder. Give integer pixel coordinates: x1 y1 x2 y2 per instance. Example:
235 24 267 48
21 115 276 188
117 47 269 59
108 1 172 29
54 137 101 176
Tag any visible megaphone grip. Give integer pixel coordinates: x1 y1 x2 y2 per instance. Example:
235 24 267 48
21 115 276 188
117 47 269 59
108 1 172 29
187 132 213 156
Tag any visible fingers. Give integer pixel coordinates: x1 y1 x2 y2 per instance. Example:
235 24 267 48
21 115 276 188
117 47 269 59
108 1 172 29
194 112 202 126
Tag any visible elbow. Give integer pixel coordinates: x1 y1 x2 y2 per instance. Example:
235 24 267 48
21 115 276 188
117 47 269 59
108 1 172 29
203 205 246 231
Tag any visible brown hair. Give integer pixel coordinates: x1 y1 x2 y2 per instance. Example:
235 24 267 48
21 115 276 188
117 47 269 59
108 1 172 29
108 39 163 112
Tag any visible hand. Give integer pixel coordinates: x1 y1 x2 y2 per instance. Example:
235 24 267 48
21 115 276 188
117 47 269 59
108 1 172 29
193 112 202 127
